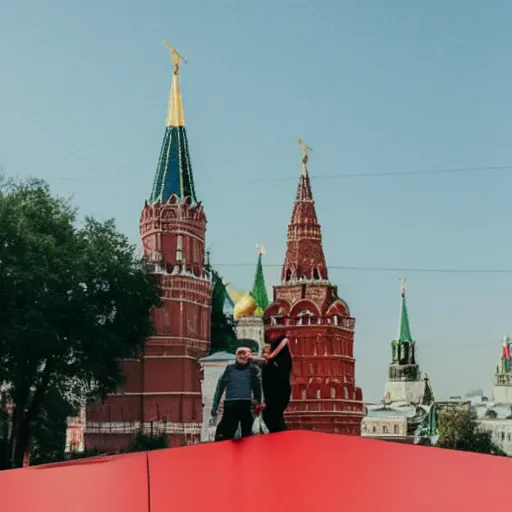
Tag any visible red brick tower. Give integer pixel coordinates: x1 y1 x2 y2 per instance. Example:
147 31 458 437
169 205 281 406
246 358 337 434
85 44 211 450
263 139 364 435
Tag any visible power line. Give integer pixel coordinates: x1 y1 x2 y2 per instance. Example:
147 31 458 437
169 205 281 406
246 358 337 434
50 163 512 183
213 263 512 275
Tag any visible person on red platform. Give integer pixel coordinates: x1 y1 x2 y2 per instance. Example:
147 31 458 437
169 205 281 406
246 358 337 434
211 347 263 441
261 334 292 433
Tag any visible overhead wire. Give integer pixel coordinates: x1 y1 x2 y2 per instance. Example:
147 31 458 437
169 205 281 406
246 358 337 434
53 163 512 183
212 263 512 275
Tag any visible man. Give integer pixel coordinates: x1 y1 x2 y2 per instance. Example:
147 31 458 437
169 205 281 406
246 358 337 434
211 347 263 441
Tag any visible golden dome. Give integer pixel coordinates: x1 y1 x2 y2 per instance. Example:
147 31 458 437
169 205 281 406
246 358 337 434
233 293 257 320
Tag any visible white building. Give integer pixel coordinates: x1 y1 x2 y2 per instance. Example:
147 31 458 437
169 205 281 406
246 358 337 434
199 351 235 442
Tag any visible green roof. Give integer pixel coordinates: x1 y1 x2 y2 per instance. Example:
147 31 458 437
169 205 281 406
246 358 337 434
251 252 269 313
398 293 413 343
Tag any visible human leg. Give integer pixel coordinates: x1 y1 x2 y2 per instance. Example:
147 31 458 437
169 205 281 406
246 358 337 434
262 403 281 433
238 401 254 437
214 402 239 441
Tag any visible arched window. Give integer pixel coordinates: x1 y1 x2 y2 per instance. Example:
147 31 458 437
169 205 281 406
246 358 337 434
393 425 399 434
383 425 389 434
330 388 336 399
297 310 313 326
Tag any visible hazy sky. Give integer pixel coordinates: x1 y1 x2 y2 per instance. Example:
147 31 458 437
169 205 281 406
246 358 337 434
2 1 512 401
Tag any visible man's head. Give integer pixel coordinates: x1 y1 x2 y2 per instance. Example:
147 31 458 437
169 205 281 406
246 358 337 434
235 347 251 365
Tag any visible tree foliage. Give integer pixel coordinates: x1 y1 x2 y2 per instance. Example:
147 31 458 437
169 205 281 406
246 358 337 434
209 272 236 354
0 177 161 468
437 407 505 456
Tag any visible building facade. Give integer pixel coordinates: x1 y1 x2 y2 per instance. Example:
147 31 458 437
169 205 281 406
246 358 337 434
85 44 211 450
263 142 364 435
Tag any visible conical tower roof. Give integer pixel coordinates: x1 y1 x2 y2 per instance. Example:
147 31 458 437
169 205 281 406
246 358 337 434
281 139 328 283
252 245 269 313
398 280 413 343
150 42 197 204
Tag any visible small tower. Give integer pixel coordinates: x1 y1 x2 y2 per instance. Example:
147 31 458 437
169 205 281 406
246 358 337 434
263 140 364 436
85 43 211 451
384 280 424 404
235 245 269 353
493 336 512 404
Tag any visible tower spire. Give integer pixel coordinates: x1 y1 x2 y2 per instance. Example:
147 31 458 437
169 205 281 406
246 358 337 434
163 41 186 127
281 139 327 283
252 245 269 314
150 42 197 204
398 279 413 342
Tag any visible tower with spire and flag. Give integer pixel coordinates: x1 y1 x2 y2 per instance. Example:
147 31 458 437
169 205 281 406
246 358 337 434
493 335 512 403
85 42 212 450
383 280 424 405
263 140 364 435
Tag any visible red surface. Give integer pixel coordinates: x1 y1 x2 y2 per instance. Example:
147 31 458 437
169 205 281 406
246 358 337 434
0 451 149 512
148 431 512 511
1 431 512 511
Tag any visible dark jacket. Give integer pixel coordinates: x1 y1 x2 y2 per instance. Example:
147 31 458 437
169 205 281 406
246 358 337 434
211 362 262 415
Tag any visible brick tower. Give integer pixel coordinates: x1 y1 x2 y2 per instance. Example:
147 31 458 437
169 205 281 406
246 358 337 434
263 139 364 435
85 43 211 450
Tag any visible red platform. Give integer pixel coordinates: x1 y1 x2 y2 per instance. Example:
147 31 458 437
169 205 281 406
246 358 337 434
1 431 510 511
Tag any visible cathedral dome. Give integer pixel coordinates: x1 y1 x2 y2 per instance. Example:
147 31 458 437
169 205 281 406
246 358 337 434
233 293 257 320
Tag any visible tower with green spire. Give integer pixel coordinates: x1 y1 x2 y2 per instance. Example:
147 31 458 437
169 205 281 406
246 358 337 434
493 336 512 403
384 280 424 404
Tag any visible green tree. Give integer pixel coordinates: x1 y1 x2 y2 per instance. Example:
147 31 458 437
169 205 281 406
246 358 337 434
209 272 236 354
28 385 75 466
437 406 505 456
0 177 161 468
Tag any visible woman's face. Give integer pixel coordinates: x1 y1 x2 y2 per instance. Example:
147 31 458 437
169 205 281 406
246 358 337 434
262 343 271 356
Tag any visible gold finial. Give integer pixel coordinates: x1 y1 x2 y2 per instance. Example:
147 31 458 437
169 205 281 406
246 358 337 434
162 40 186 127
297 137 312 176
162 40 187 75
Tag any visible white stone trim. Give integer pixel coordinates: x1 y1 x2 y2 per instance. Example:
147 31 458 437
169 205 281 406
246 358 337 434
85 420 201 435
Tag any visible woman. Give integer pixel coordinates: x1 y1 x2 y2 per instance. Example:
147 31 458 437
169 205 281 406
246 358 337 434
261 333 292 433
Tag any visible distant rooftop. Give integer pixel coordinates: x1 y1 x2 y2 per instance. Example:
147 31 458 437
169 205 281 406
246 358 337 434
199 351 235 362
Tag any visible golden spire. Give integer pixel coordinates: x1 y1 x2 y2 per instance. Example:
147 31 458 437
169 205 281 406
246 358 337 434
162 40 186 127
297 137 312 176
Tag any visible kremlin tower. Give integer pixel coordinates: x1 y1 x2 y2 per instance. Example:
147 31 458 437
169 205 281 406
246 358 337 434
383 280 424 404
263 140 364 435
85 43 211 450
493 336 512 403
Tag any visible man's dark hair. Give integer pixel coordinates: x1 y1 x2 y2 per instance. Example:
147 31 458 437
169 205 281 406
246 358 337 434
236 338 259 353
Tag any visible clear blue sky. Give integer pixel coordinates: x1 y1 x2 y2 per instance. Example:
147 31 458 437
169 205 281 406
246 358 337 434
2 0 512 401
